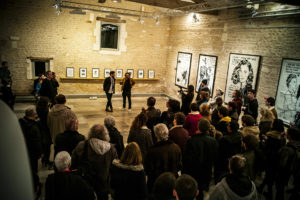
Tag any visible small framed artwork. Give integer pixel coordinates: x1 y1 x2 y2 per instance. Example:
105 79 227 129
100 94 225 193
104 69 111 78
127 69 134 78
66 67 74 78
148 69 155 79
79 68 87 78
138 69 144 79
116 69 123 78
92 68 99 78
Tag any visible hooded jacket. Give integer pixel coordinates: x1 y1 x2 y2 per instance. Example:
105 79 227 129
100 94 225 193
209 175 257 200
47 104 77 143
71 138 118 197
242 126 260 140
110 159 147 200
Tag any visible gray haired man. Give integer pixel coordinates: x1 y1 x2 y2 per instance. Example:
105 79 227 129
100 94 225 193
145 123 182 191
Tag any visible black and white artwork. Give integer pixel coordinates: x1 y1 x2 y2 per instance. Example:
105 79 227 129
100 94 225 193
148 70 155 79
275 58 300 124
138 69 144 78
92 68 99 78
79 68 87 78
116 69 123 78
66 67 74 78
104 69 110 78
195 54 217 97
175 52 192 89
127 69 134 78
224 53 261 103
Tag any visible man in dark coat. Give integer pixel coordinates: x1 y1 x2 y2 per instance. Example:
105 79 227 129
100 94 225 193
19 107 43 196
45 151 96 200
243 90 258 122
145 123 182 192
196 79 210 102
51 72 59 96
55 118 85 156
214 120 242 183
144 97 161 142
103 71 115 112
183 118 218 200
40 70 56 104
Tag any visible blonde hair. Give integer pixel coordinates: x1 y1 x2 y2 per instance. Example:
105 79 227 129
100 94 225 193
120 142 143 165
260 108 275 122
200 103 211 121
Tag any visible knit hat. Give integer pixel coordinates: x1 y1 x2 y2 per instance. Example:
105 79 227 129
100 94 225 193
198 118 211 134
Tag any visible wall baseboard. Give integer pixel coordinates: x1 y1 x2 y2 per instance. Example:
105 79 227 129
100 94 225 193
15 93 177 102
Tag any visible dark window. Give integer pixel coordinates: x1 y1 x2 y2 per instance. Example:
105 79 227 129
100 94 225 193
34 61 46 76
101 24 118 49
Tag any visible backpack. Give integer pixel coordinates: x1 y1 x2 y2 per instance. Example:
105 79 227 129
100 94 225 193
75 140 98 189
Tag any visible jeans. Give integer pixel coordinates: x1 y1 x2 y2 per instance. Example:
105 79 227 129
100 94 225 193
106 93 113 110
122 91 131 109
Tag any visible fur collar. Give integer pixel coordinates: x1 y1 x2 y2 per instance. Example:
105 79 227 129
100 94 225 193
112 159 144 171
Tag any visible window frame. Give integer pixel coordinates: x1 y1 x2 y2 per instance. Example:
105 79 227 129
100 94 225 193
100 22 120 51
31 60 50 79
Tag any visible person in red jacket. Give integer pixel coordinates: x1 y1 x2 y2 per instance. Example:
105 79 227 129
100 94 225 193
184 103 202 137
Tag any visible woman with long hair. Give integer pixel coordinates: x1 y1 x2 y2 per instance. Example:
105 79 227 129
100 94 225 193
110 142 147 200
259 108 275 139
128 112 153 161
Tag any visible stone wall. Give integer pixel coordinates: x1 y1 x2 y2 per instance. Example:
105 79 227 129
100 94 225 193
166 9 300 108
0 0 170 95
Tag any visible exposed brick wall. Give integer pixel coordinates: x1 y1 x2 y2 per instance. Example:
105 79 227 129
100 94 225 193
165 10 300 109
0 0 170 95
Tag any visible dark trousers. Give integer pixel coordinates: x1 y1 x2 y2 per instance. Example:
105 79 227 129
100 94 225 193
122 91 131 109
106 93 113 110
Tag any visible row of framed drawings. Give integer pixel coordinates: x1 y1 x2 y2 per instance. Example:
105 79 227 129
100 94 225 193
66 67 155 79
175 51 300 124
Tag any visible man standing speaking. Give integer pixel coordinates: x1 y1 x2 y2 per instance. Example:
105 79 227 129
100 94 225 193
103 71 115 112
120 72 135 112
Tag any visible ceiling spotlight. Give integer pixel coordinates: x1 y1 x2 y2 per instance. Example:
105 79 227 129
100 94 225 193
138 17 144 24
155 17 160 25
111 0 122 2
193 13 199 23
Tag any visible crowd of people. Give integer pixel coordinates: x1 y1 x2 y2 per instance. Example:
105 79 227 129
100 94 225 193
0 63 292 200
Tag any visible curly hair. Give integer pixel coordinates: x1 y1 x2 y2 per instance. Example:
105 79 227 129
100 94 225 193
231 59 254 85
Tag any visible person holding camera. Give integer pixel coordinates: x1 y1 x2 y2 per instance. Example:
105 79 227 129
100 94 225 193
180 85 194 115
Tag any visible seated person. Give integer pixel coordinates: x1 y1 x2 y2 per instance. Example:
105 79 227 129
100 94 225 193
45 151 95 200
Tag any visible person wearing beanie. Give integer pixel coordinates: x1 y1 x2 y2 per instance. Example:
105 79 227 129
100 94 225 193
183 118 218 200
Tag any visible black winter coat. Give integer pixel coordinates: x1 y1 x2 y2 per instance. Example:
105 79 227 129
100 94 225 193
244 99 258 121
183 133 218 189
105 125 124 158
103 77 115 93
40 78 55 101
45 171 95 200
19 117 43 161
110 159 147 200
55 130 85 156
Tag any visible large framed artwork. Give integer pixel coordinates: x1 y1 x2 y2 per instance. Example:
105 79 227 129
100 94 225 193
175 52 192 89
195 54 218 97
224 53 261 103
275 58 300 124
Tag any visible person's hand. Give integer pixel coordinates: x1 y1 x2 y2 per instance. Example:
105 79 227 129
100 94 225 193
290 121 295 126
